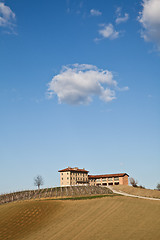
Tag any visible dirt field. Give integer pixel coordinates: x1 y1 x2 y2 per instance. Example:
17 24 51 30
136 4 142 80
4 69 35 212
113 185 160 199
0 196 160 240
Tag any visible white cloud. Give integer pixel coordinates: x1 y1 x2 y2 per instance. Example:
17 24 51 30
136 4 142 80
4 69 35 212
47 64 128 105
0 2 16 31
90 9 102 16
115 7 129 24
116 13 129 24
138 0 160 50
98 23 119 40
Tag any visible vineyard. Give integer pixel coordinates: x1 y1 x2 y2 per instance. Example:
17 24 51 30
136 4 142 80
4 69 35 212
0 186 113 205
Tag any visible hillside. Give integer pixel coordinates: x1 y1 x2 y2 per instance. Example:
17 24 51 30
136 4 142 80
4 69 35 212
112 185 160 199
0 186 112 205
0 195 160 240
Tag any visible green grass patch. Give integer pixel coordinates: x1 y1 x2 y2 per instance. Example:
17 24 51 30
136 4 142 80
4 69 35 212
45 194 119 201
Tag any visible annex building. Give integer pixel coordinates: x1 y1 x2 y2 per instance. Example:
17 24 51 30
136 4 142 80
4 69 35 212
58 167 129 187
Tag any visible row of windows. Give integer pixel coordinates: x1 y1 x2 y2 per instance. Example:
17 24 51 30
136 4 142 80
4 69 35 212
92 182 119 186
71 173 86 176
61 172 87 176
71 177 87 180
62 177 87 181
61 177 69 180
61 173 120 182
92 177 119 182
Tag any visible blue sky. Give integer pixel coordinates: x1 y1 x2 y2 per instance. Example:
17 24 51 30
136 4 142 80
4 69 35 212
0 0 160 193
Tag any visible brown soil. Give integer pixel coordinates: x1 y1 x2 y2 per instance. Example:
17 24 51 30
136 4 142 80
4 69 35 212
113 185 160 199
0 196 160 240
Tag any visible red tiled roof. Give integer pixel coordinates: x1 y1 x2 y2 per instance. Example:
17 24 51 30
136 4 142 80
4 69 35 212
58 167 89 173
88 173 129 179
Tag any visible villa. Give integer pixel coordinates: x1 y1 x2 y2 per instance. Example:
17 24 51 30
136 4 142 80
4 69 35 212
58 167 129 186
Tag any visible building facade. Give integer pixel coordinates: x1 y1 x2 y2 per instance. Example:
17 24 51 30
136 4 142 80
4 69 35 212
89 173 129 186
58 167 129 187
58 167 89 186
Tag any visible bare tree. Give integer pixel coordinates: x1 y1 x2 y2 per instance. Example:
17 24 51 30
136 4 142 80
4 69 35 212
34 175 44 189
130 177 138 187
156 183 160 191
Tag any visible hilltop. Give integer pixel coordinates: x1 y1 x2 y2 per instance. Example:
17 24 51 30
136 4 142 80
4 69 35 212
0 186 113 205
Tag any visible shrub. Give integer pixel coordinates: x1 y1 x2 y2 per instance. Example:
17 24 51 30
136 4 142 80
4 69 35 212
130 177 138 187
156 183 160 191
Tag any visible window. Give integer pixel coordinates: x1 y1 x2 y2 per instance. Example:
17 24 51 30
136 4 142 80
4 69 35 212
61 173 63 175
114 177 119 181
96 179 101 182
62 178 63 180
67 173 69 175
109 182 113 185
67 177 69 179
108 177 113 181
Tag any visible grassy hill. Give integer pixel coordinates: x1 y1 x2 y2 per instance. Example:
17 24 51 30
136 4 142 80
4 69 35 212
0 194 160 240
112 185 160 199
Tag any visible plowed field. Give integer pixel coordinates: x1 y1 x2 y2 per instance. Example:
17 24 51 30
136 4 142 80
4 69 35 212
0 196 160 240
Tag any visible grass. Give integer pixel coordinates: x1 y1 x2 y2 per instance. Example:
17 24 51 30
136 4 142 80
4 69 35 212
0 195 160 240
45 193 118 201
112 185 160 199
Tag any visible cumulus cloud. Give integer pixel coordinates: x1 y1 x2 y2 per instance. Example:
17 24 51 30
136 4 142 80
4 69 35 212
47 64 128 105
90 9 102 16
0 2 16 32
116 13 129 24
98 23 119 40
138 0 160 50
